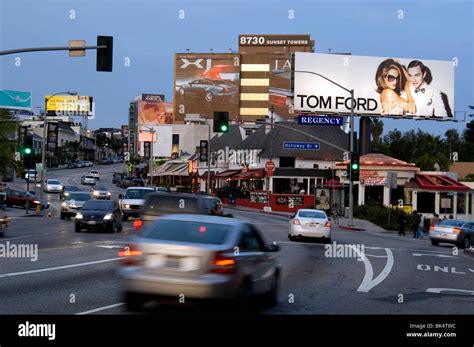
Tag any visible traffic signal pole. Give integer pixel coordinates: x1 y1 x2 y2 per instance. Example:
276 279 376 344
349 89 355 226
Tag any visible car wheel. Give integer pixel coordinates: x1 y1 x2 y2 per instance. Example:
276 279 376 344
124 292 145 311
263 273 279 307
205 91 213 102
289 235 296 241
234 278 252 312
431 239 439 246
75 224 81 233
60 213 65 220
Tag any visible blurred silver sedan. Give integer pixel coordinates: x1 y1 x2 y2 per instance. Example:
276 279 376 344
119 214 280 311
429 219 473 249
90 186 111 200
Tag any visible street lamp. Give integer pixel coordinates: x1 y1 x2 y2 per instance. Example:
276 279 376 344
272 69 355 226
40 91 77 202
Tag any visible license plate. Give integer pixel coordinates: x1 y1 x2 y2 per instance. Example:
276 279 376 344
166 256 181 268
88 221 96 225
307 223 318 228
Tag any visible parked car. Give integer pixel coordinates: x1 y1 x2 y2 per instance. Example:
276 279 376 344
83 161 94 167
112 172 126 185
60 192 91 219
288 209 332 243
75 200 123 233
119 187 155 221
139 193 231 227
119 214 280 311
112 157 122 164
24 169 38 183
90 186 111 200
119 176 134 189
131 178 145 187
81 175 96 185
60 186 81 200
429 219 473 249
66 162 77 169
100 157 113 165
44 179 63 193
75 160 84 168
88 170 100 181
177 78 238 102
155 186 169 192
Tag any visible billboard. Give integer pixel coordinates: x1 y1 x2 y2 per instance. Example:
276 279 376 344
294 53 454 119
46 122 59 152
0 90 32 109
269 54 295 121
45 95 93 116
137 99 173 125
174 53 240 121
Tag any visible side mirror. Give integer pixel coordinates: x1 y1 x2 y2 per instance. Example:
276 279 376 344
118 194 123 199
328 217 332 221
264 244 280 252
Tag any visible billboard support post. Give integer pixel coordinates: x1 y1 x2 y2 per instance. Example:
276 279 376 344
207 121 211 194
40 92 77 202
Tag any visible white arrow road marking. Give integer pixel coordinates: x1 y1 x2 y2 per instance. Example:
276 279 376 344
0 257 121 278
413 253 456 258
76 303 125 315
426 288 474 295
351 246 394 293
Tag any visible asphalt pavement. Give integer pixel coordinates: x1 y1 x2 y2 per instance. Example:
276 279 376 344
0 163 473 315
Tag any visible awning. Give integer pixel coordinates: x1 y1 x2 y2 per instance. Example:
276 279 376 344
234 169 265 180
214 169 241 179
152 162 189 177
405 174 470 192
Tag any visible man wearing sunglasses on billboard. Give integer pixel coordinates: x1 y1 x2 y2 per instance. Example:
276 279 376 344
407 60 450 118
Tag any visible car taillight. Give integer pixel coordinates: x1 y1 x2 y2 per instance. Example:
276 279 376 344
429 226 435 231
324 221 331 228
133 220 143 231
118 245 143 266
453 228 462 233
292 219 301 225
210 252 235 274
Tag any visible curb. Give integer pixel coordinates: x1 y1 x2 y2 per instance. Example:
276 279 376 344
338 225 366 231
227 206 292 218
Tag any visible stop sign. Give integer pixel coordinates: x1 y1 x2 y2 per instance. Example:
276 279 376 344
265 160 275 176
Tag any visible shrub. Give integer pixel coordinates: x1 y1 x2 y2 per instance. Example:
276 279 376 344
354 204 415 231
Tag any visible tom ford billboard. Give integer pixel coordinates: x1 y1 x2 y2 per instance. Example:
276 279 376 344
294 53 454 119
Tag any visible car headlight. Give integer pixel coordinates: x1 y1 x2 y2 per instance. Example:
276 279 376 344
33 200 40 204
107 192 111 196
62 202 67 207
76 213 83 219
93 191 99 196
64 192 69 197
103 213 113 220
124 204 130 209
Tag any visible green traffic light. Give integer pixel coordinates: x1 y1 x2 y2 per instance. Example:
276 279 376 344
220 124 228 132
351 163 359 170
24 148 32 155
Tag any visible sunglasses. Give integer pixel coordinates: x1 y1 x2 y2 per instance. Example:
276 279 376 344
384 74 399 82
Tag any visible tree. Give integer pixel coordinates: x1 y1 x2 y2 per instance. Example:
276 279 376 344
413 132 450 171
0 109 19 177
371 118 384 143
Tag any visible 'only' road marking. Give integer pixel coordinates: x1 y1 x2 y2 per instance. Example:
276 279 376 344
350 246 394 293
0 257 121 278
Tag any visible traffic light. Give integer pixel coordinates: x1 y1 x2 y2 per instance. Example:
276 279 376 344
96 36 113 72
23 135 35 169
349 152 360 182
466 120 474 143
213 111 229 133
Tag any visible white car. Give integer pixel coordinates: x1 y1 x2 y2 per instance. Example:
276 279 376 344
88 170 100 180
81 175 96 185
288 209 332 242
90 185 111 200
44 179 63 193
119 187 155 221
83 161 93 167
25 169 38 183
60 192 90 219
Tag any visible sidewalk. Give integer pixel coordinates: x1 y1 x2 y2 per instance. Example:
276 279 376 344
225 205 293 218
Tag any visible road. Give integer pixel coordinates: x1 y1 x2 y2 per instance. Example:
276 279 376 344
0 163 473 315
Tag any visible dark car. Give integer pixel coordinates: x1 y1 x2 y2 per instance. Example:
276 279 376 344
177 78 238 102
100 157 113 165
112 172 126 185
131 178 145 187
139 193 230 226
75 200 123 233
119 176 134 189
60 185 81 200
66 162 76 169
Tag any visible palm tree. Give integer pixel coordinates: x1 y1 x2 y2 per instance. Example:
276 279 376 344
371 117 384 143
413 132 450 171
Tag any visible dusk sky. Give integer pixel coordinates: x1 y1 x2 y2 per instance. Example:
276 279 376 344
1 0 473 136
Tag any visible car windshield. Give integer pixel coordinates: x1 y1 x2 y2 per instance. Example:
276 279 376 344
94 186 108 191
142 195 199 215
142 220 231 245
90 171 98 174
85 176 95 179
438 220 465 227
298 211 327 219
65 186 79 191
48 180 60 184
67 193 90 201
82 201 114 211
124 189 153 199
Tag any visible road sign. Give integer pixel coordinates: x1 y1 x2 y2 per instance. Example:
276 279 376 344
265 160 275 176
124 152 130 162
283 142 320 150
15 152 20 162
36 163 44 173
298 115 344 126
0 90 32 110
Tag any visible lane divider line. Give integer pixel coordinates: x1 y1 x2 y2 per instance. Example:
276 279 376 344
76 303 125 315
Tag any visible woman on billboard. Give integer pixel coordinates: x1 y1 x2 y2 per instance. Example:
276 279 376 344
375 59 416 116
